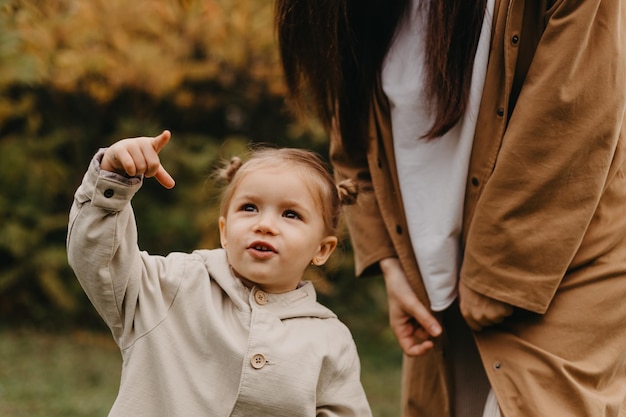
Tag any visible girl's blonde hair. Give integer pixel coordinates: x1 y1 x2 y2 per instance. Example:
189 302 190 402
216 147 357 236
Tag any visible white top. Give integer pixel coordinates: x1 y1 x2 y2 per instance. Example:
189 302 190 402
381 0 495 311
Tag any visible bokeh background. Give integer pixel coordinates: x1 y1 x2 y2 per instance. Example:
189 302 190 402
0 1 402 416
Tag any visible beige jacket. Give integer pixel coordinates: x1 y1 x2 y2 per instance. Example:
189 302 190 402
67 153 372 417
331 0 626 416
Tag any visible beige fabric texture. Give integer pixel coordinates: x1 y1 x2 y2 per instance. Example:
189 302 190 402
67 155 372 417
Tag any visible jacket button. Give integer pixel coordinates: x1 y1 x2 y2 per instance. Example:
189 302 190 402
250 353 267 369
493 361 502 370
496 107 505 117
254 289 268 305
511 34 519 45
395 225 403 235
103 189 115 198
471 177 479 187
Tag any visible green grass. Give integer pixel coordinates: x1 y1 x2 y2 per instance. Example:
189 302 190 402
0 328 401 416
0 329 121 417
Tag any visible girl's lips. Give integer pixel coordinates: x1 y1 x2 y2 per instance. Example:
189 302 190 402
246 241 277 259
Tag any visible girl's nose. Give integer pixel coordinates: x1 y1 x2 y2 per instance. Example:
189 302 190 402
254 213 278 234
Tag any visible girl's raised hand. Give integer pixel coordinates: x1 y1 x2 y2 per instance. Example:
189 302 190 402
101 130 175 189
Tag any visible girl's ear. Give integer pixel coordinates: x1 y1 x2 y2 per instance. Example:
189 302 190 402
312 236 338 266
218 216 227 248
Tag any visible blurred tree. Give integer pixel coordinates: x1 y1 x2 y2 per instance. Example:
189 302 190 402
0 0 335 328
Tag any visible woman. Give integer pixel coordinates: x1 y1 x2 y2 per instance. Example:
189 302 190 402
276 1 626 416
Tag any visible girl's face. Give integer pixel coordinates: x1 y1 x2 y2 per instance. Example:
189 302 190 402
218 167 337 293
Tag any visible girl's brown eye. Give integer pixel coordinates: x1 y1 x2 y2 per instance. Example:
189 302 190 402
283 210 301 220
240 203 257 212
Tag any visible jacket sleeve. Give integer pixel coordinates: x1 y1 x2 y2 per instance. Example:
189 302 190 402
315 335 373 417
329 117 397 276
461 0 626 313
67 150 182 346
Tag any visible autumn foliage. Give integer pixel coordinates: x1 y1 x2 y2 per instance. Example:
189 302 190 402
0 0 334 328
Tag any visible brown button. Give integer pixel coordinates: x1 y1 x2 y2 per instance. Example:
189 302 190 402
254 290 268 305
250 353 266 369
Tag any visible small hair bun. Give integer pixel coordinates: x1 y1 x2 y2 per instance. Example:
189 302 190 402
217 156 243 183
337 179 358 206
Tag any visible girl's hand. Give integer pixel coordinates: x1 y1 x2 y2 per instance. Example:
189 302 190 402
101 130 175 189
381 257 442 356
459 281 514 331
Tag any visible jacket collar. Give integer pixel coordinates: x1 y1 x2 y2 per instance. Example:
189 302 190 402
200 248 337 320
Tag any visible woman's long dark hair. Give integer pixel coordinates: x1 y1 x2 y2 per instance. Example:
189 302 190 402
275 0 487 153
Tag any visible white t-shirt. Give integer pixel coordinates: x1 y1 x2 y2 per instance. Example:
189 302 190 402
381 0 495 311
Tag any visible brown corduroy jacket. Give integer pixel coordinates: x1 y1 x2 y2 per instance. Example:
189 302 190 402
331 0 626 415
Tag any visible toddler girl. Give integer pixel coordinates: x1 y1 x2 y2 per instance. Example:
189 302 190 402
67 130 372 417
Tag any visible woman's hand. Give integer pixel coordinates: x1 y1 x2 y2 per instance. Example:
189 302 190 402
380 257 442 356
459 281 514 331
101 130 175 189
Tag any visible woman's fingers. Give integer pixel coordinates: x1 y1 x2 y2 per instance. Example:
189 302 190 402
459 281 514 331
392 314 435 356
382 257 441 356
404 292 442 338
